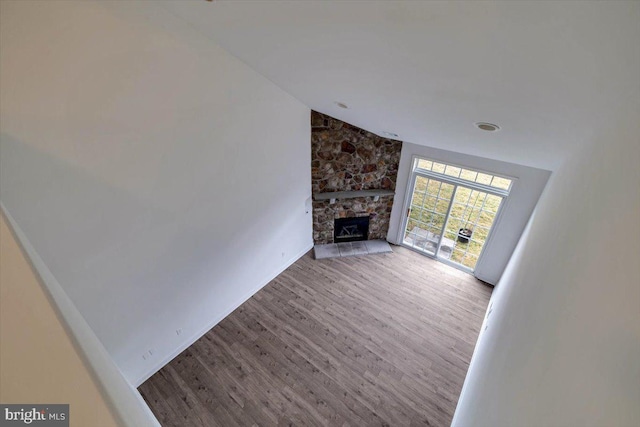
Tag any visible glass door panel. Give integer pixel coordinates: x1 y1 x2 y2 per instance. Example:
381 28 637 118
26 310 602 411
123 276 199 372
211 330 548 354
440 186 503 270
403 176 454 256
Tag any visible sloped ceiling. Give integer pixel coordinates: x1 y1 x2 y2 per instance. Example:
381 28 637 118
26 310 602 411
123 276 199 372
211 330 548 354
160 1 639 171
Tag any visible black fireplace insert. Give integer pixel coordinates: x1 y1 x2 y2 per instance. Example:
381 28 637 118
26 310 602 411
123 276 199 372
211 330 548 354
334 216 369 243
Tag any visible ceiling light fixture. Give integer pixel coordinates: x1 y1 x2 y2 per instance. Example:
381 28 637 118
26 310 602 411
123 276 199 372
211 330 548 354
475 122 501 132
382 131 399 138
334 102 349 109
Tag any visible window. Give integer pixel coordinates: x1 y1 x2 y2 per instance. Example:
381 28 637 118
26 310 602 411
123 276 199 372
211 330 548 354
415 159 512 191
402 157 513 272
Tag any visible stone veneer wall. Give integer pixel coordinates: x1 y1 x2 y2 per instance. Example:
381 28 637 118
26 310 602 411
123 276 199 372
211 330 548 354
311 111 402 244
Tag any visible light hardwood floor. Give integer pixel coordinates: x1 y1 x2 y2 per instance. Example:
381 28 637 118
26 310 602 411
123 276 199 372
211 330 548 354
139 246 492 426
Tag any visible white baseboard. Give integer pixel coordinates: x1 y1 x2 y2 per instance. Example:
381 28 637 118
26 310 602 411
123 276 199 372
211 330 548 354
133 242 314 387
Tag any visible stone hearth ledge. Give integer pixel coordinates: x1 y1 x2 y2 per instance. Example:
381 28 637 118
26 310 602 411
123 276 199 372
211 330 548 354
314 240 393 260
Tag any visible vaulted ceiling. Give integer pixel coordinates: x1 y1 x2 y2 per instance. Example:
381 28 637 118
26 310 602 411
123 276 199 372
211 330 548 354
160 1 639 171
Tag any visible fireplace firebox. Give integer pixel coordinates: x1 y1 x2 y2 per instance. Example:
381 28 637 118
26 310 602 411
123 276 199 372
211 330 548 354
334 216 369 243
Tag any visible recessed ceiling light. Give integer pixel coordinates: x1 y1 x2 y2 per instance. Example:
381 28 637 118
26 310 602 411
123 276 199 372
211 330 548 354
334 101 349 109
383 131 399 138
475 122 501 132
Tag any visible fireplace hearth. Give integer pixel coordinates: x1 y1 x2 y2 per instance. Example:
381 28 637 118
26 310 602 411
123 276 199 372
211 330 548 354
334 216 369 243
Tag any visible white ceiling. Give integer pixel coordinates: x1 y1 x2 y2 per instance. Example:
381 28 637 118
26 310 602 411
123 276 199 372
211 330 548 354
160 1 639 171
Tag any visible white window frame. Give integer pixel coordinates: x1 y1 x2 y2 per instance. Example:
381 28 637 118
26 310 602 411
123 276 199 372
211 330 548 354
397 156 516 274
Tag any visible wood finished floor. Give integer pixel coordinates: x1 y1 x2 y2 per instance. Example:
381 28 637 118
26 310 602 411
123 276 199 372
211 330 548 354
139 246 492 427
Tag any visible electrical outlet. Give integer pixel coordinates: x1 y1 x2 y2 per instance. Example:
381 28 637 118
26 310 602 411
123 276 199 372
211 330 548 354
143 348 155 360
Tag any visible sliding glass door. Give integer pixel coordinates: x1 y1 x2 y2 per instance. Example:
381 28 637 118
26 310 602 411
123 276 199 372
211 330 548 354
401 158 511 273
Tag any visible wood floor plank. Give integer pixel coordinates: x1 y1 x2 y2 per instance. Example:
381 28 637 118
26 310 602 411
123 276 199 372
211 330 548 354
139 246 492 426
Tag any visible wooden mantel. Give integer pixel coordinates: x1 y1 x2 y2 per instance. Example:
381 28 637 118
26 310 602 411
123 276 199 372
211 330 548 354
313 189 395 204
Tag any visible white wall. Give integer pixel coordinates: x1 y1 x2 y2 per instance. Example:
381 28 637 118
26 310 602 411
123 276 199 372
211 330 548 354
1 212 119 427
0 1 312 385
2 207 159 426
388 144 550 284
451 113 640 424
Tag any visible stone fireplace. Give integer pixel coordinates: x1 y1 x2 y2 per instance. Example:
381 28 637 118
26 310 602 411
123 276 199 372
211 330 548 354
311 111 402 244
